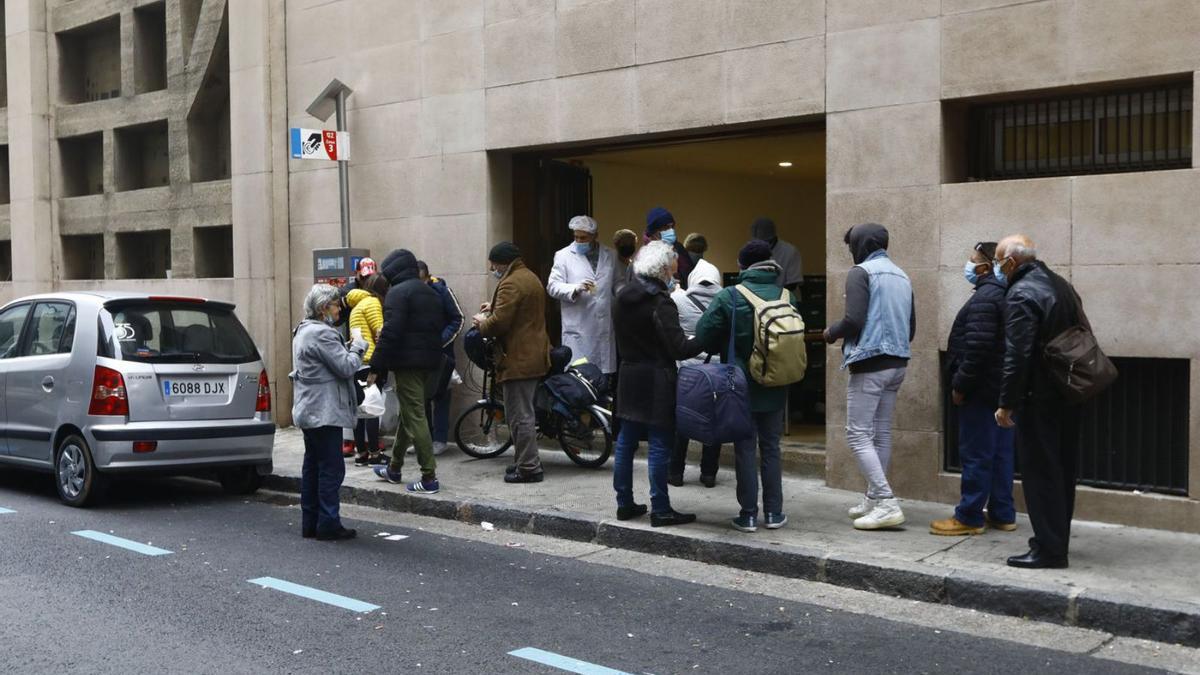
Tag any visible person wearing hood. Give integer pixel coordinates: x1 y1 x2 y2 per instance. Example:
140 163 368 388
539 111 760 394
823 223 916 531
370 249 447 495
547 215 618 376
682 233 722 291
473 242 553 483
611 241 705 527
932 241 1015 537
644 206 692 290
750 217 804 291
291 284 369 540
695 240 802 533
669 258 724 488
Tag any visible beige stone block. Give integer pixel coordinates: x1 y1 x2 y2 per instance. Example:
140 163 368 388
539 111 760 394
826 187 940 274
1073 170 1200 266
941 0 1070 99
939 178 1072 266
351 0 420 50
555 0 635 77
229 0 268 71
937 271 974 349
557 0 610 9
422 28 484 96
635 54 724 133
286 58 341 114
824 431 859 492
1070 0 1200 83
345 217 415 263
287 2 348 64
635 0 725 64
825 344 848 424
827 0 938 32
485 79 558 149
558 68 636 142
726 0 824 49
827 103 942 191
414 152 488 216
1193 365 1200 500
942 0 1035 13
410 213 490 274
347 42 422 109
231 172 274 279
288 168 341 226
289 222 343 279
484 12 556 87
485 0 554 24
893 349 941 433
347 101 422 164
350 160 417 222
827 19 939 112
907 269 940 353
887 431 942 501
229 67 271 177
724 38 824 123
1072 264 1200 358
420 0 484 37
420 91 486 155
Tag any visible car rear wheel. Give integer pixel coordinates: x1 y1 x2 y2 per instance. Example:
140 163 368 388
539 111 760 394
56 435 106 507
218 467 263 495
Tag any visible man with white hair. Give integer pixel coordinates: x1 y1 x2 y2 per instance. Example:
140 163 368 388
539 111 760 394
547 215 618 376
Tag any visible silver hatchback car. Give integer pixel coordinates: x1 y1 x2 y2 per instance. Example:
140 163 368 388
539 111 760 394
0 292 275 506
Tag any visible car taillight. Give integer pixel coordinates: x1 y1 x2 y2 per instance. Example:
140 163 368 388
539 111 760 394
89 366 129 416
256 370 272 412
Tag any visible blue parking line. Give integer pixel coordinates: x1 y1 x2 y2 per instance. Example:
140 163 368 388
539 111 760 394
508 648 630 675
0 507 14 514
72 530 173 556
247 577 380 613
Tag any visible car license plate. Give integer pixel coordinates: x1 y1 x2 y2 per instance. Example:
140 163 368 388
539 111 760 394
162 379 227 398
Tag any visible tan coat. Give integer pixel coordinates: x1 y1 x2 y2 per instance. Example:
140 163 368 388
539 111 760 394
478 259 551 383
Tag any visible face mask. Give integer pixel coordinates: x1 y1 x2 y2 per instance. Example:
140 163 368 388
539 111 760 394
492 268 504 280
993 262 1007 284
963 261 981 285
572 241 592 255
666 278 677 292
659 228 676 245
617 244 634 258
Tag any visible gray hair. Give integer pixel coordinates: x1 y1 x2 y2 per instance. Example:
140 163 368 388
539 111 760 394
1007 242 1038 262
303 283 341 320
632 240 677 281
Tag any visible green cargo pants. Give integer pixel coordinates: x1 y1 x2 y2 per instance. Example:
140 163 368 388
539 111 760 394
389 369 437 479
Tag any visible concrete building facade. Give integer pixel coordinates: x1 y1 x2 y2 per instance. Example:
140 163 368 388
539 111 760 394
3 0 1199 532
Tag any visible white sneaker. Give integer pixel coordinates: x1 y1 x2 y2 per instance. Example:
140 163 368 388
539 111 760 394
847 496 878 519
432 442 449 456
405 445 415 455
853 498 905 530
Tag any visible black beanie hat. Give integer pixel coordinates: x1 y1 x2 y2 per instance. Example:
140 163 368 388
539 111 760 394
488 241 521 264
750 216 777 241
738 239 773 269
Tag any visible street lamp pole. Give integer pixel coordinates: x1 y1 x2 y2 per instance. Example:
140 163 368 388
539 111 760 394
335 89 351 247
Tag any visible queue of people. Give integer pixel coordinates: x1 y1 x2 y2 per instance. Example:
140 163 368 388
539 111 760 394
290 208 1097 570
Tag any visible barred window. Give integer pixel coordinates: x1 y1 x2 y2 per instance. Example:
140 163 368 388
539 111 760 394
968 82 1192 181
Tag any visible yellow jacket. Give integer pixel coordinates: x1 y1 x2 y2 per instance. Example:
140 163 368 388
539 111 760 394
346 289 384 364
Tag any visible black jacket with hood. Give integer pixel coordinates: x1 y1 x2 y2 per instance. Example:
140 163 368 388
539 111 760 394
947 275 1007 406
998 260 1082 410
372 249 446 372
826 223 917 374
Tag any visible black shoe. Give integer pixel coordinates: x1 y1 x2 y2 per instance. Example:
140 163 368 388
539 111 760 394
302 528 315 539
354 453 370 467
700 474 716 488
505 463 518 475
504 471 544 484
616 504 648 521
667 474 684 487
650 510 696 527
315 527 357 541
1006 549 1068 569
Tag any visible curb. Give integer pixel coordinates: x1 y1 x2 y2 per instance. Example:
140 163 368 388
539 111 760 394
261 475 1200 648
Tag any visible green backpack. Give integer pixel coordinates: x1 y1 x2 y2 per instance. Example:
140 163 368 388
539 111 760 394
734 285 808 387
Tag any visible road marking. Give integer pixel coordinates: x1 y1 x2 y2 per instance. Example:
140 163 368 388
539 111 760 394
72 530 172 556
508 648 630 675
247 577 380 613
0 507 15 514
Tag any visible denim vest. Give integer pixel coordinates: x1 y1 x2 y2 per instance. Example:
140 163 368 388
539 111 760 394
842 250 913 368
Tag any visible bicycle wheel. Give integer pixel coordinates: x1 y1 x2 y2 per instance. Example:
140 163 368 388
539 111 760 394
455 401 512 459
559 410 612 468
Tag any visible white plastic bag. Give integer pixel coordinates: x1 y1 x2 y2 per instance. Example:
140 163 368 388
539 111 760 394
358 384 386 418
449 369 463 388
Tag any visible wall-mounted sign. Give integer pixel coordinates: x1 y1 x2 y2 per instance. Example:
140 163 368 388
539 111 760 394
290 128 351 161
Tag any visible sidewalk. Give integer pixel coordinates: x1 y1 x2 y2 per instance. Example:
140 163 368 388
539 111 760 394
266 428 1200 647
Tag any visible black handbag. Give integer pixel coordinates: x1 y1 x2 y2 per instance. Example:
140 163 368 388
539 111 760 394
424 354 455 401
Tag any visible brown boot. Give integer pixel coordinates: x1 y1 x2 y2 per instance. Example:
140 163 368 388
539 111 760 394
930 517 985 536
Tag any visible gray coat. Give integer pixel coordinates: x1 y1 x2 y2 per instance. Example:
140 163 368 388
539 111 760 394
290 319 367 430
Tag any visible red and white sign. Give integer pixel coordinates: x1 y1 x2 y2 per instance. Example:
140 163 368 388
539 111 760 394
291 128 351 161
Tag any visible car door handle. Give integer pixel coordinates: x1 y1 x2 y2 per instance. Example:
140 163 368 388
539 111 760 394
42 376 54 391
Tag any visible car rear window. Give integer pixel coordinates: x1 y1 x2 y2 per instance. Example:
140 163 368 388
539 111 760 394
105 301 260 364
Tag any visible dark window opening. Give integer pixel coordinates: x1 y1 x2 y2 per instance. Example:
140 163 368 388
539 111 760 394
193 225 233 278
56 15 122 104
115 120 170 191
0 144 10 204
116 229 171 279
134 2 168 94
0 241 11 281
187 5 230 183
62 234 105 280
59 133 105 197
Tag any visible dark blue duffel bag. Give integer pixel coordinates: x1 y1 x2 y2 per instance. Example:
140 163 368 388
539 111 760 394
675 290 754 445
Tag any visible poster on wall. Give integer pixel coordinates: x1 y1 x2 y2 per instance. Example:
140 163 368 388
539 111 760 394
290 128 351 161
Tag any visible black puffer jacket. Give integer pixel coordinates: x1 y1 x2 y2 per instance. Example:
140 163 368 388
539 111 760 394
613 275 704 428
999 261 1082 409
947 275 1006 406
372 249 446 372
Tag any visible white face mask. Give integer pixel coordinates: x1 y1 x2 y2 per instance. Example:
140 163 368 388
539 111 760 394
492 266 506 280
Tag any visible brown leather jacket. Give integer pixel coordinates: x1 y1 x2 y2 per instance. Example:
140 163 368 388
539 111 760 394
477 258 551 383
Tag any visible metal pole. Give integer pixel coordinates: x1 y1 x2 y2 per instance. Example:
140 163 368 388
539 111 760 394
335 90 351 247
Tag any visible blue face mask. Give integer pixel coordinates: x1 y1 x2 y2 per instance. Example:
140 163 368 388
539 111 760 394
666 278 677 292
993 262 1007 285
659 228 676 245
572 241 592 255
963 260 981 285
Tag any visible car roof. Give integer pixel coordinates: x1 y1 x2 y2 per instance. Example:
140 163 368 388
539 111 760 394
2 291 236 309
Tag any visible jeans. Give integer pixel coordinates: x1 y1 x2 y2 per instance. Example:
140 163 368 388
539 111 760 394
1018 401 1082 559
845 366 907 500
670 435 721 479
300 425 345 535
733 409 784 518
612 420 673 514
954 398 1016 527
389 369 436 479
503 378 541 474
425 386 452 444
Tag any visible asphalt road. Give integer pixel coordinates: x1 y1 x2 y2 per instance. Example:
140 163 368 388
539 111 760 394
0 471 1164 675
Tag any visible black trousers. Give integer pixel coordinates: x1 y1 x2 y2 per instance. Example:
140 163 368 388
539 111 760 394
670 433 721 479
1017 400 1081 559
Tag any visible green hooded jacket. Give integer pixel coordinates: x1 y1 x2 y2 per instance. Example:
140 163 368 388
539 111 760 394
694 262 801 413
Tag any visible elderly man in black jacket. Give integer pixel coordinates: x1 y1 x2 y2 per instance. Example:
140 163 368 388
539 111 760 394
931 241 1016 537
994 234 1083 569
371 249 447 495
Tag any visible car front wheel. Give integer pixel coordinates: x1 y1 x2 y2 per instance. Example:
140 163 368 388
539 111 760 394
218 467 263 495
56 435 106 507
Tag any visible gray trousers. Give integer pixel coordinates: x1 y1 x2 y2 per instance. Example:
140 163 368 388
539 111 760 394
503 378 542 474
845 366 907 500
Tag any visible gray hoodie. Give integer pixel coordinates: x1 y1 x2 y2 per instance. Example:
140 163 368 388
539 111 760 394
290 319 367 430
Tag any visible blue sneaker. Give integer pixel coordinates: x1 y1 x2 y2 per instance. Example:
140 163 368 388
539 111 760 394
406 478 440 494
764 513 788 530
373 465 402 484
731 515 758 533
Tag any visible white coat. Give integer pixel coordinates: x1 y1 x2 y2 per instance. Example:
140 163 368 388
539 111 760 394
670 259 723 368
547 243 618 373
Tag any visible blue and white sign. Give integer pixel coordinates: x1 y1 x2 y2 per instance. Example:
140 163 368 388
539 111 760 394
290 128 351 161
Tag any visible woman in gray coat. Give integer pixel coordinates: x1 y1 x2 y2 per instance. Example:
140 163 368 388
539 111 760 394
291 284 368 540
